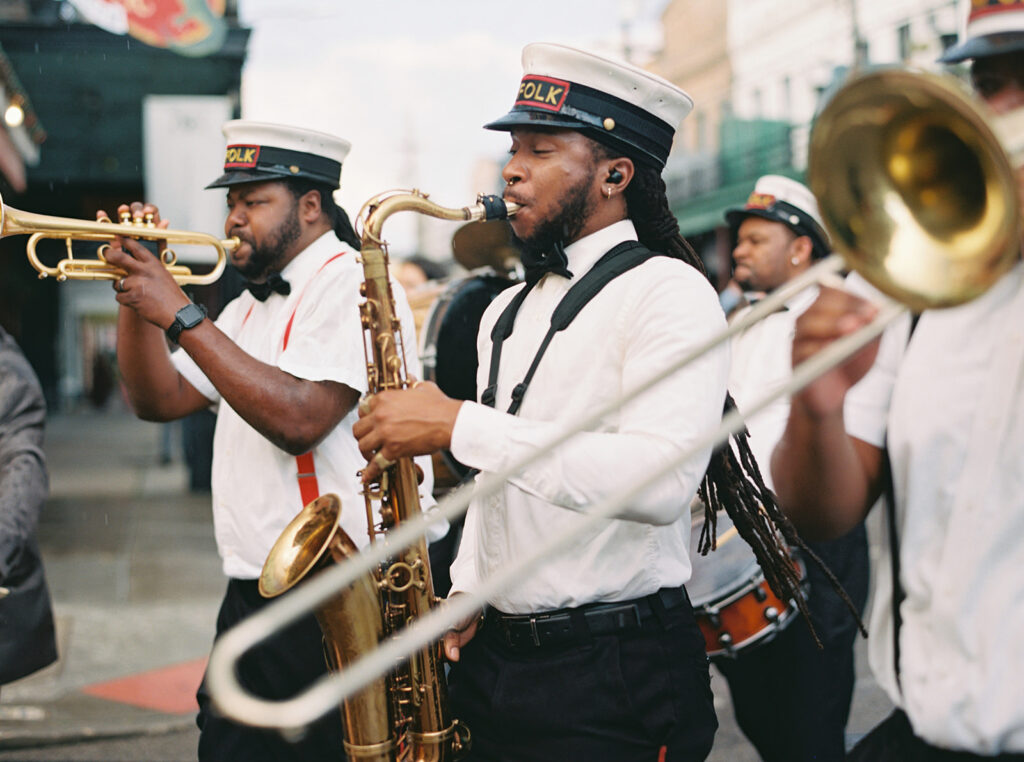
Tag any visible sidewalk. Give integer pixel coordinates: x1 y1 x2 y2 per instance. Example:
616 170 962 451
0 409 223 752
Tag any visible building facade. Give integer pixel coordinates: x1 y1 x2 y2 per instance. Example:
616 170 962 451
651 0 966 287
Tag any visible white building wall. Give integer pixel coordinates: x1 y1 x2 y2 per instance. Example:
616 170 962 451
726 0 965 167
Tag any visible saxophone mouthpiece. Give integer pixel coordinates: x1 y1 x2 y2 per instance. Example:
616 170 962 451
475 194 519 220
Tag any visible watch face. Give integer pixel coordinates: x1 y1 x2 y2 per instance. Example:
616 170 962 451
179 303 205 328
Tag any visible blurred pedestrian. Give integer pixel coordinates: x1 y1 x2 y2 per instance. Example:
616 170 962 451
0 325 57 694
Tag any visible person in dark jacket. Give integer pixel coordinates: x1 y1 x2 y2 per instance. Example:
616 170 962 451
0 325 57 690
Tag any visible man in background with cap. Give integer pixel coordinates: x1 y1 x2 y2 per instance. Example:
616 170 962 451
772 2 1024 758
355 42 804 761
102 121 429 760
710 175 868 761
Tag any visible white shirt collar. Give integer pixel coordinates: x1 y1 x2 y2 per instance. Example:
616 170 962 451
781 279 819 315
563 219 639 278
278 230 346 287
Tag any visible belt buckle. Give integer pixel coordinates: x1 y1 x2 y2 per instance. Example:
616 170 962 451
529 616 541 646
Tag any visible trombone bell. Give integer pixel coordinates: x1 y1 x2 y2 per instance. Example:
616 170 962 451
1 191 238 285
808 68 1021 312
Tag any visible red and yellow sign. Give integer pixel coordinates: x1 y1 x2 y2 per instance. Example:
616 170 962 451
69 0 227 57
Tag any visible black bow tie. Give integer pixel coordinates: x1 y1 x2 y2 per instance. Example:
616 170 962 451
521 241 573 285
245 272 291 301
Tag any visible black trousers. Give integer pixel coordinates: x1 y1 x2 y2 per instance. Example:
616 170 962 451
712 523 870 762
448 593 717 762
848 710 1024 761
195 578 345 762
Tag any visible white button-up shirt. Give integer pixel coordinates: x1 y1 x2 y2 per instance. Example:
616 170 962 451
448 220 729 614
844 262 1024 753
728 285 819 491
173 231 432 579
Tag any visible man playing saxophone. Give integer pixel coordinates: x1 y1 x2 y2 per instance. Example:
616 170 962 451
101 121 430 761
355 42 804 761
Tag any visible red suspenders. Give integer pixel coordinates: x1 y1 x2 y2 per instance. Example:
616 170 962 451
286 252 347 507
239 251 348 509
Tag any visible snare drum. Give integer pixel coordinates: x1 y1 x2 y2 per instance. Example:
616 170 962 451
420 270 518 488
688 506 803 657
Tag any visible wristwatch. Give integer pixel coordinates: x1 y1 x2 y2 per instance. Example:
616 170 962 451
166 302 208 344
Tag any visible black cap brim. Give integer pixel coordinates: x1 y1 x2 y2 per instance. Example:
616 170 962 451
938 32 1024 63
483 109 666 168
725 207 831 259
484 110 592 133
205 168 299 190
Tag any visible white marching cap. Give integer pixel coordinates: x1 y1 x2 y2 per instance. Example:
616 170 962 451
939 0 1024 62
485 42 694 168
207 120 352 190
725 175 831 258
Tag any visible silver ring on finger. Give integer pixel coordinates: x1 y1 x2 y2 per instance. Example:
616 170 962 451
117 277 128 293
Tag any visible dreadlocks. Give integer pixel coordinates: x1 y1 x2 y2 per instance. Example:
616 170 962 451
283 177 361 252
605 148 864 644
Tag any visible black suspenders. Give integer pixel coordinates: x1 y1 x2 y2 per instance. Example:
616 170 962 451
884 311 920 695
480 241 660 415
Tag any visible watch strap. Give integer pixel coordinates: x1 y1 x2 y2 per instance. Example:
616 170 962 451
166 303 208 344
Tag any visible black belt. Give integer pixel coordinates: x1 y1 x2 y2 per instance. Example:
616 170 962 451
485 587 688 649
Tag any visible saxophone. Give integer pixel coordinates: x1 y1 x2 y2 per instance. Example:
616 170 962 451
259 190 517 761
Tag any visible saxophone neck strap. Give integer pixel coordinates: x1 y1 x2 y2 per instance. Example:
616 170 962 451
481 240 656 416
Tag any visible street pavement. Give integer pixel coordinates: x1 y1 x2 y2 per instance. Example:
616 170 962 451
0 406 893 761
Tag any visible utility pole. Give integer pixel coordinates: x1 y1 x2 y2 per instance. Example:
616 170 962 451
399 112 425 254
620 0 639 63
848 0 869 69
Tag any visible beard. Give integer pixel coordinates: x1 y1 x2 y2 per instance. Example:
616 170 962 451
511 173 597 258
234 201 301 281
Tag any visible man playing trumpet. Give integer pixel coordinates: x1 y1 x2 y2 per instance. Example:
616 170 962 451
102 121 428 761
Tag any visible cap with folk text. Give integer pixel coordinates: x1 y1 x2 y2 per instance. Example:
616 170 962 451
206 121 351 190
939 0 1024 63
484 43 693 169
725 175 830 259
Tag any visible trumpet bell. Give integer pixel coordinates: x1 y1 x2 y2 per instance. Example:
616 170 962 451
809 68 1021 312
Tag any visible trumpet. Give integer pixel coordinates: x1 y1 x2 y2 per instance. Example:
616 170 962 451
1 191 238 285
205 68 1022 731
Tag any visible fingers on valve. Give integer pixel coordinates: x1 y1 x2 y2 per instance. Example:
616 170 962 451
372 451 395 471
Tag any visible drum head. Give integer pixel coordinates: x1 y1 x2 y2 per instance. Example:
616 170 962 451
451 219 519 274
421 272 517 478
687 507 761 608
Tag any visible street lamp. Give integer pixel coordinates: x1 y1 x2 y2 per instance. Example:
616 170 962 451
4 101 24 128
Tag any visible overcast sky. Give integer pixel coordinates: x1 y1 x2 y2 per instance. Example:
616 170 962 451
236 0 669 258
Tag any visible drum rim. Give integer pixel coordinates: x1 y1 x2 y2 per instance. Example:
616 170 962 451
687 512 762 607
